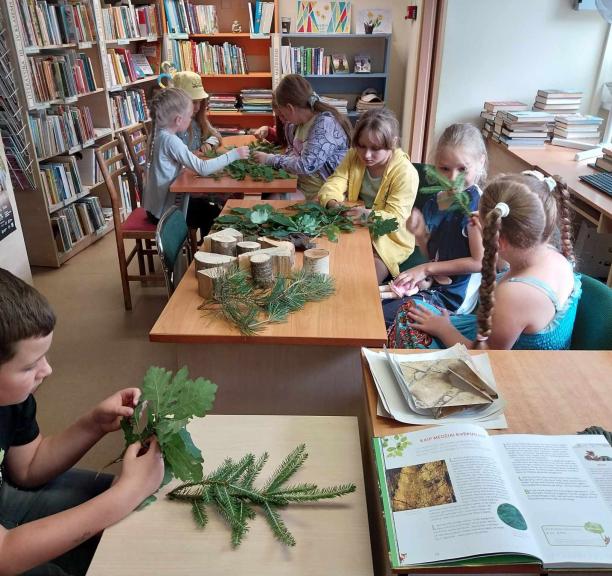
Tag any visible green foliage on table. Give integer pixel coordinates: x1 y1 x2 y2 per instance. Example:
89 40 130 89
167 444 356 547
120 367 217 491
419 165 472 217
214 202 397 242
199 267 335 335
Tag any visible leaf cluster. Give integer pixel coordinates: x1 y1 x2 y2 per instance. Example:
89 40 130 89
120 367 217 488
204 143 292 182
419 164 472 217
198 267 335 335
167 444 356 547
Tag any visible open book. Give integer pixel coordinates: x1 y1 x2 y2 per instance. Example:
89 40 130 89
374 423 612 571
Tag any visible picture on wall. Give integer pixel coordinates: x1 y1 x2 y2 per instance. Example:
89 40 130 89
357 8 392 34
296 1 351 34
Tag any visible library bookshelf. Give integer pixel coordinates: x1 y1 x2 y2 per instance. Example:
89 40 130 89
0 0 161 267
160 0 278 130
279 33 391 120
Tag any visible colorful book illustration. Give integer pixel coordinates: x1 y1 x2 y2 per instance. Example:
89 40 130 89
296 1 351 33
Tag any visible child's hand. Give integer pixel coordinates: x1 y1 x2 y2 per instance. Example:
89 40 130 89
406 208 426 237
235 146 250 160
252 151 271 164
345 206 371 224
467 211 482 233
89 388 140 436
117 437 165 499
406 304 451 337
199 143 213 154
392 264 428 293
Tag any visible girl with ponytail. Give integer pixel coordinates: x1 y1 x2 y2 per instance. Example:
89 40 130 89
251 74 350 201
390 171 582 350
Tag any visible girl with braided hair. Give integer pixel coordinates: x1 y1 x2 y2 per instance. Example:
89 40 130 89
251 74 351 201
143 87 249 224
390 171 582 350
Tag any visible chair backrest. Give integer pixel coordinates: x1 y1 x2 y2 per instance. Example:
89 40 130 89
571 274 612 350
156 206 192 296
95 138 138 226
121 122 149 197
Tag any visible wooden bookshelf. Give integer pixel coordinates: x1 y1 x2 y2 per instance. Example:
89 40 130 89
0 0 162 267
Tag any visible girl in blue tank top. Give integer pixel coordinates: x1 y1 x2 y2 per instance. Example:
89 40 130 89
389 171 581 350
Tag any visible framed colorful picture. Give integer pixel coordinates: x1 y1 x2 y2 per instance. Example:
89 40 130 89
296 1 351 34
357 8 392 34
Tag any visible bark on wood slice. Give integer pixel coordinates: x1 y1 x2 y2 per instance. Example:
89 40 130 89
236 241 261 255
303 248 330 275
250 253 274 287
238 246 295 276
197 267 225 299
210 234 237 256
194 252 235 275
202 228 244 252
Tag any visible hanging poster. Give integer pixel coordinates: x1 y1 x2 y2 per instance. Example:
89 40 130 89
296 1 351 34
0 157 16 242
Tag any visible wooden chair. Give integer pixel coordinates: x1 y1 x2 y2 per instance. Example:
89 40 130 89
571 274 612 350
121 121 149 198
95 138 160 310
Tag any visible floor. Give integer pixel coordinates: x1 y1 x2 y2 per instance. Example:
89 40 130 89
32 233 177 472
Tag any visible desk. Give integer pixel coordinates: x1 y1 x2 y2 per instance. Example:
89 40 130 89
487 141 612 285
361 349 612 575
150 200 387 416
87 415 374 576
170 135 298 199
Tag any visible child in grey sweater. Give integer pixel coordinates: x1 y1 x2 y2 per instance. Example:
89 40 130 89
144 88 249 222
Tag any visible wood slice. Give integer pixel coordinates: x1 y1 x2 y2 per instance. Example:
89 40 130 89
210 234 237 256
237 246 295 276
250 253 274 287
202 228 243 252
303 248 330 275
197 267 226 299
194 252 235 275
236 241 261 255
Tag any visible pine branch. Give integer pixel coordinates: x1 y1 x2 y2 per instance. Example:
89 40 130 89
420 165 472 217
167 445 356 548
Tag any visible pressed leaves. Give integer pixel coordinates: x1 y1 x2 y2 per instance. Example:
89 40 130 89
167 444 356 547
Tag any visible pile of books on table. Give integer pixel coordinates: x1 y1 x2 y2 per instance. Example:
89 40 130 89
533 88 583 115
320 95 349 115
208 93 238 112
551 114 603 149
480 100 528 139
240 89 273 113
593 147 612 172
494 110 554 148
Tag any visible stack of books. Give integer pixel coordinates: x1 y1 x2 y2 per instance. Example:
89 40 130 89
494 110 554 148
240 89 273 113
209 93 238 112
106 49 154 86
280 46 327 75
551 114 603 148
319 95 348 115
355 95 383 114
162 0 191 35
101 4 141 40
593 147 612 172
40 155 83 208
479 101 528 139
134 5 160 37
186 4 218 34
248 1 275 35
192 41 248 75
533 89 583 115
109 89 148 129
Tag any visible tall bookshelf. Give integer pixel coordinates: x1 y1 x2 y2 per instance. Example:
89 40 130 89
160 0 279 130
279 33 391 121
0 0 161 267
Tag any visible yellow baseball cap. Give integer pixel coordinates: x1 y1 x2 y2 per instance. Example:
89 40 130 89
172 71 209 100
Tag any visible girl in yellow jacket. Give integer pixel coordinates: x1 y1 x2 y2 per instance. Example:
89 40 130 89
318 108 419 283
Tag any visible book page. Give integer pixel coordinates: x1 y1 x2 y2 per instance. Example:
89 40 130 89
375 423 540 567
493 434 612 568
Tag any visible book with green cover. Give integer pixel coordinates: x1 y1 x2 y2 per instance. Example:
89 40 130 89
373 423 612 571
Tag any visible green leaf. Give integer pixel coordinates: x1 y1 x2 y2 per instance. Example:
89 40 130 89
163 428 204 483
585 522 605 534
368 214 399 239
268 213 297 229
250 208 270 224
192 500 208 527
324 224 340 242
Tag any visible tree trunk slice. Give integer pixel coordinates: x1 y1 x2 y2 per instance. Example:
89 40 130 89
202 228 243 252
303 248 330 275
211 235 237 256
197 267 225 299
236 241 261 255
250 253 275 287
194 252 236 275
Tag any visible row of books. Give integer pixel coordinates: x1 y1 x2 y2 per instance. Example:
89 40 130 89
109 89 149 130
241 89 273 113
51 196 106 253
29 105 95 159
40 155 84 208
165 40 249 75
186 4 219 34
209 94 238 111
29 52 98 104
106 49 154 87
163 0 191 35
280 46 327 75
248 2 275 35
17 0 97 48
101 4 160 41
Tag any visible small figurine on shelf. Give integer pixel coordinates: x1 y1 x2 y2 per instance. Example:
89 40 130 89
231 20 242 33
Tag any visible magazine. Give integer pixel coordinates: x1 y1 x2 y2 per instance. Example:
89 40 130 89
374 423 612 570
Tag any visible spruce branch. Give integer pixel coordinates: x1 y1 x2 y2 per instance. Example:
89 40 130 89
167 445 356 548
420 164 472 217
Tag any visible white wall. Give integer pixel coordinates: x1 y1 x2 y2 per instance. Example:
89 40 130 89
0 141 31 282
430 0 609 154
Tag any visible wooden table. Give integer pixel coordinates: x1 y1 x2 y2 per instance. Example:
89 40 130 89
87 415 373 576
361 349 612 575
488 141 612 285
150 200 387 416
170 135 298 199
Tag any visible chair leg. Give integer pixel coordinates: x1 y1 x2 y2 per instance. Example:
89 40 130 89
136 239 146 277
189 228 198 253
145 239 155 273
115 233 132 310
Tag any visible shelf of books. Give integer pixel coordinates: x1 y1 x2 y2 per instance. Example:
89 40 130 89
0 0 162 267
279 33 391 120
160 0 278 130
